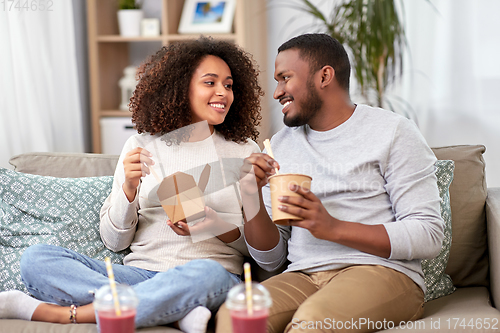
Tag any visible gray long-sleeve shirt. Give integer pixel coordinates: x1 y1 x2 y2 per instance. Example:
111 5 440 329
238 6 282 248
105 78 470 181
248 105 444 292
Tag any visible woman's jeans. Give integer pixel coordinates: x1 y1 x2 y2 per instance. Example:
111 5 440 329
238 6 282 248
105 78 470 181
20 244 240 328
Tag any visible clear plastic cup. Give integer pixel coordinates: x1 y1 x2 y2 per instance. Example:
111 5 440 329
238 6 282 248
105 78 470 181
226 282 273 333
93 284 138 333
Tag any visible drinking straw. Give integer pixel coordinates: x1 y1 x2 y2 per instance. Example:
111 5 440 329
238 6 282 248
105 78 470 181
104 257 122 316
243 262 253 316
263 139 280 175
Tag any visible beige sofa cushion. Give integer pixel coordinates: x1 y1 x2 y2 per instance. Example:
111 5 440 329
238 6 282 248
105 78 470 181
378 287 500 332
432 145 488 288
9 152 119 178
0 320 181 332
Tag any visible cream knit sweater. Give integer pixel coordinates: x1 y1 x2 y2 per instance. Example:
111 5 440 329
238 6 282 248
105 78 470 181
100 130 260 275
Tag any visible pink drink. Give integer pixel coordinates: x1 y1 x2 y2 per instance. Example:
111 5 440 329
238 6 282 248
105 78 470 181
230 309 268 333
97 309 136 333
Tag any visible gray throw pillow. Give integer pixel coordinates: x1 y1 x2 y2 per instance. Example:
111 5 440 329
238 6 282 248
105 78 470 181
421 160 456 302
0 168 128 293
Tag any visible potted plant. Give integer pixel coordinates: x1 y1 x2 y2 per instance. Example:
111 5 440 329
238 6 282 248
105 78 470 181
292 0 433 112
117 0 144 37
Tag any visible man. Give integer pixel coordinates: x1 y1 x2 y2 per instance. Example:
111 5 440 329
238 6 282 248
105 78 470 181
217 33 444 333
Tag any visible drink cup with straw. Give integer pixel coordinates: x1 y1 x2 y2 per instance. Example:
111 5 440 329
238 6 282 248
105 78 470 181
93 258 138 333
226 263 272 333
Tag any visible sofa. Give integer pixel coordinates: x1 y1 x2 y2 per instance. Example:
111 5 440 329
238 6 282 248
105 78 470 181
0 144 499 333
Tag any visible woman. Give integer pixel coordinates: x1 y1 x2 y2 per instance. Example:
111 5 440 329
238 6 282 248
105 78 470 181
0 36 263 333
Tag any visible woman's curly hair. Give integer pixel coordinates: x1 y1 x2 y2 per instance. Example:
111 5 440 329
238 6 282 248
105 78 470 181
129 36 263 143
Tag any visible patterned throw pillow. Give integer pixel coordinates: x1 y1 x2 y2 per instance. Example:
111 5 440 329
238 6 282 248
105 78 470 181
422 160 456 302
0 168 128 293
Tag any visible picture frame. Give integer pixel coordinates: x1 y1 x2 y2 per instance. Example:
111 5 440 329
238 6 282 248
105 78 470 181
178 0 236 34
141 18 161 37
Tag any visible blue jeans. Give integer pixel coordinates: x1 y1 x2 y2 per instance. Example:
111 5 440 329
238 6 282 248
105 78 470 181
20 244 241 328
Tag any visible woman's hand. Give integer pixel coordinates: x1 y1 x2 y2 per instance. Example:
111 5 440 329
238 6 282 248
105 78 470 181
167 219 191 236
122 147 154 202
167 207 240 242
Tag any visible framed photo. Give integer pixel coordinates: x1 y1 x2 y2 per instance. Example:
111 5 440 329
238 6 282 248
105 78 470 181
178 0 236 34
141 18 161 37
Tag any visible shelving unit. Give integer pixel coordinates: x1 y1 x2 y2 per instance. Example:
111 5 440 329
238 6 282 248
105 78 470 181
87 0 269 153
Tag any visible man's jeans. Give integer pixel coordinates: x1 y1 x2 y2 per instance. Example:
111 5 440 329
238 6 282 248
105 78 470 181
20 244 240 327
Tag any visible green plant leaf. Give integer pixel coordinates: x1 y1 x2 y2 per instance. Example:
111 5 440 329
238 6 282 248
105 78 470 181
118 0 141 10
287 0 433 110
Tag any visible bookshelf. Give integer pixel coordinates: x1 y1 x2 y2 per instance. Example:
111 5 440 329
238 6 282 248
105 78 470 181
87 0 269 153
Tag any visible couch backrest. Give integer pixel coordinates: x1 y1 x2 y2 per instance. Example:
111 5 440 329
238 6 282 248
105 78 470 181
9 152 119 178
432 145 488 288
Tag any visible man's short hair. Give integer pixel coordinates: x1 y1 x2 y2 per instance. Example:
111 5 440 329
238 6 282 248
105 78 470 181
278 33 351 91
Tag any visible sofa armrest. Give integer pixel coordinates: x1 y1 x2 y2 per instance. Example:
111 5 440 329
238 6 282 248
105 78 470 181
486 187 500 308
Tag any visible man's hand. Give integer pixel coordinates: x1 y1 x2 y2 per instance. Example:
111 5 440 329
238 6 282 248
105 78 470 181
240 153 280 192
122 148 154 202
277 184 338 239
279 184 392 258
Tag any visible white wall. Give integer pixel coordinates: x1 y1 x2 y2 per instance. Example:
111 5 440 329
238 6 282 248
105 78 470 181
266 0 335 136
265 0 500 187
397 0 500 188
0 1 85 170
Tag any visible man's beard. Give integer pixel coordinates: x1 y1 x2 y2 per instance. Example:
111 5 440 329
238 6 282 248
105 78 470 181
283 78 323 127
